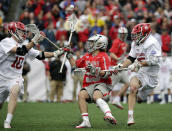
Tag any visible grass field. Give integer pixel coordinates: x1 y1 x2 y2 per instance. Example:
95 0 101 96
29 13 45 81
0 102 172 131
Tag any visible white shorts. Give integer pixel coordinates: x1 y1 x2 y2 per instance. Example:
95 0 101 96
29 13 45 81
111 71 129 87
0 76 24 104
82 83 112 102
130 72 157 100
159 76 170 90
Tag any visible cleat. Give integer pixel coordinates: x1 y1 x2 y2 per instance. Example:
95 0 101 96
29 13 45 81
75 120 91 128
112 100 124 110
127 114 135 126
104 116 117 125
160 100 166 104
4 121 11 129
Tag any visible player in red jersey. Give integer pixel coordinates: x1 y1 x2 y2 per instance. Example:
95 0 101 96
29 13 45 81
109 27 129 109
66 34 117 128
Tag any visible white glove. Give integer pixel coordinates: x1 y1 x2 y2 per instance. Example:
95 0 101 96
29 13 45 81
128 62 141 72
31 31 45 45
53 49 64 58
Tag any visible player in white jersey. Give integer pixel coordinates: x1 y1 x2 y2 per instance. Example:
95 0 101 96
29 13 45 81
159 53 172 104
116 23 161 126
0 22 64 128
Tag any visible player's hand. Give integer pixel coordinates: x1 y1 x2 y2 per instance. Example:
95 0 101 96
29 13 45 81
53 49 64 58
128 62 141 72
63 46 73 59
31 31 45 45
85 63 100 76
111 63 123 75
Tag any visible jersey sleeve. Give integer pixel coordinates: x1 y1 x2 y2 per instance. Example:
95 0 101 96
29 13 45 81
76 56 86 68
27 48 40 60
0 38 16 54
128 42 136 58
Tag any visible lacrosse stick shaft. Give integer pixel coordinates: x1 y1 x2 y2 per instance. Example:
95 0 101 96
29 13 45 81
44 37 60 50
60 32 73 73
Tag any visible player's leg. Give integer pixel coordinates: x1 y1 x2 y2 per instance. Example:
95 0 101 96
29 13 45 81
128 76 141 126
50 80 56 102
72 75 78 102
56 81 63 102
93 85 117 125
167 88 172 103
23 76 28 102
76 89 91 128
4 84 20 128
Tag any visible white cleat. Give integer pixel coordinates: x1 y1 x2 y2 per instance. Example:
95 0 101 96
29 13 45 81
4 121 11 129
127 115 135 126
75 120 91 128
112 100 124 110
104 116 117 125
160 101 166 104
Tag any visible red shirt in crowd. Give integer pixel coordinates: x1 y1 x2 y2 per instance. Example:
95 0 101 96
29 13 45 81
161 34 171 52
76 52 112 87
109 38 127 66
109 26 119 41
78 29 89 43
55 30 67 40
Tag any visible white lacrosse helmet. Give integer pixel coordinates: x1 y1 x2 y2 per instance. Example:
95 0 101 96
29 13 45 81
118 27 128 41
86 34 108 53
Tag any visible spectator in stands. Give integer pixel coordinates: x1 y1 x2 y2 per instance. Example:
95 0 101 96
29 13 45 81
56 18 67 41
22 61 30 102
41 22 56 52
151 23 162 46
161 28 171 54
49 57 67 103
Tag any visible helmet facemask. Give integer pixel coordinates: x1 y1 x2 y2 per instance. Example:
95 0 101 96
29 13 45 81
14 28 27 43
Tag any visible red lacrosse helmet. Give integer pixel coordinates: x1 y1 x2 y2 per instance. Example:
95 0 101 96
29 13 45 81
8 22 27 43
131 23 151 45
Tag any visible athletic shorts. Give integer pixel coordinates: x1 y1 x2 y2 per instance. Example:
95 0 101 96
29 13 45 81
0 76 24 104
81 83 112 102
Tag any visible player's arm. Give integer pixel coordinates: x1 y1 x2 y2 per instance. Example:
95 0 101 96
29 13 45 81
10 32 45 56
110 53 120 61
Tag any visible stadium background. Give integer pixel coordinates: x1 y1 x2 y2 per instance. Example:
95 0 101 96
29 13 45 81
0 0 172 101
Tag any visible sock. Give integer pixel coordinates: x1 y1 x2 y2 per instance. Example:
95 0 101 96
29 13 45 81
150 95 154 103
161 91 165 102
146 96 150 104
5 113 13 124
96 98 112 117
123 96 127 103
115 96 120 102
82 113 89 121
168 95 172 102
128 110 133 115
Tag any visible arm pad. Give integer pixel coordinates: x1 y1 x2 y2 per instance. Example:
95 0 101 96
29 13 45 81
127 56 136 63
16 45 28 56
36 51 45 60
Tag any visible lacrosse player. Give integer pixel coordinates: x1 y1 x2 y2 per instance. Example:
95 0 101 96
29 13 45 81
116 23 161 125
0 22 64 128
109 27 129 109
159 52 172 104
66 34 117 128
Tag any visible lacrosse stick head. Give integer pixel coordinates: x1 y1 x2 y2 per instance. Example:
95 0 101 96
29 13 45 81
25 24 39 34
67 13 78 32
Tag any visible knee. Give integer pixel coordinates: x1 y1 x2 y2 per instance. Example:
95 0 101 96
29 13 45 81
93 90 102 102
130 85 138 94
78 90 87 100
10 86 20 97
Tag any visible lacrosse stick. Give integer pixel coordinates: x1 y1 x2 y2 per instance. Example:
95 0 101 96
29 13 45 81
26 24 60 50
59 13 78 73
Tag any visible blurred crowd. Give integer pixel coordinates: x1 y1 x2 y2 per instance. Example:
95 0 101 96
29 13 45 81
0 0 172 102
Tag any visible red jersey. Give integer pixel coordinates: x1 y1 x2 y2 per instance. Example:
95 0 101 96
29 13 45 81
109 38 127 66
76 52 112 87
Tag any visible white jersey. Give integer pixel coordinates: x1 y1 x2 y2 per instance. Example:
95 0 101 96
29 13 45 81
129 34 162 77
0 37 40 79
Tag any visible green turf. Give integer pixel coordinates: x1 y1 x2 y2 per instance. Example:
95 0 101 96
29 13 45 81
0 102 172 131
